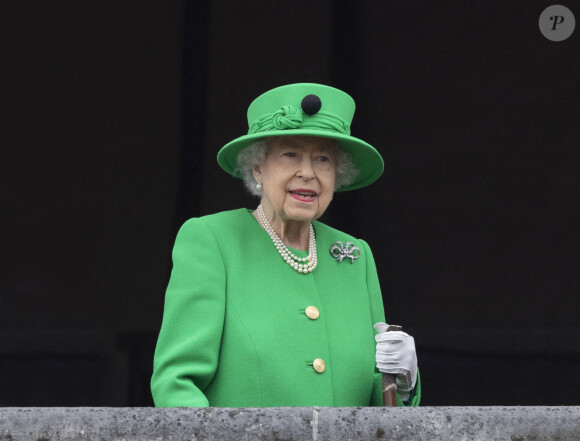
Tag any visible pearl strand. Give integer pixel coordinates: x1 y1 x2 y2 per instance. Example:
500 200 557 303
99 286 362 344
256 204 318 273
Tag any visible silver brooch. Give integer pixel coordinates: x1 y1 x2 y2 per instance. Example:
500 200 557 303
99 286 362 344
330 241 361 263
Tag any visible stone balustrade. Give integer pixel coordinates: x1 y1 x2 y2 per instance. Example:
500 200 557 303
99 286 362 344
1 406 579 440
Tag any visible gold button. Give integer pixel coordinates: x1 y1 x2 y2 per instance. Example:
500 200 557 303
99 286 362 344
305 306 320 320
313 358 326 373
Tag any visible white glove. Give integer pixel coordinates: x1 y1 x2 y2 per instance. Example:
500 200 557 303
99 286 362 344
374 322 418 400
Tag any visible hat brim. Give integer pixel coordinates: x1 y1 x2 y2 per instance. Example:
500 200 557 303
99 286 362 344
217 129 384 192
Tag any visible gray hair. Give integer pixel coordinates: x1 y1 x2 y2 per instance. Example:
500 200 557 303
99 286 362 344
235 138 359 197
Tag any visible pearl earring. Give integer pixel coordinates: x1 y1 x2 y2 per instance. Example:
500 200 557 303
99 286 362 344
256 183 262 191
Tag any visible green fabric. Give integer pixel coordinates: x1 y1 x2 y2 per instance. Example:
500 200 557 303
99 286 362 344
216 83 384 192
248 108 351 136
151 209 420 407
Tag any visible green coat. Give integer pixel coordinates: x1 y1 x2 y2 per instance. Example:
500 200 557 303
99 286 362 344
151 209 420 407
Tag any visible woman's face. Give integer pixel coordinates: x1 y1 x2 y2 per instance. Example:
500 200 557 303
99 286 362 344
253 136 337 224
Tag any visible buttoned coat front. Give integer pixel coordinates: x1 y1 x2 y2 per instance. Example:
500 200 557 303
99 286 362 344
151 209 420 407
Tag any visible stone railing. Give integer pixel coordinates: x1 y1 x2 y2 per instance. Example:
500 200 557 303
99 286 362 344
1 407 579 440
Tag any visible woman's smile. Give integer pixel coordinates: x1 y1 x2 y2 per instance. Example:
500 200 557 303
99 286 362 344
288 188 318 203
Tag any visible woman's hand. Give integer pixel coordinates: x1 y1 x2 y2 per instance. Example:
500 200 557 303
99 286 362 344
374 322 418 400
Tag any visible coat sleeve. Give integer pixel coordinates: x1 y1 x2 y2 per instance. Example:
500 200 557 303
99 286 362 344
151 218 226 407
361 239 387 407
361 240 421 407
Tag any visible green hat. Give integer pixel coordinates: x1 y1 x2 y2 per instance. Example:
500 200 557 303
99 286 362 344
217 83 384 191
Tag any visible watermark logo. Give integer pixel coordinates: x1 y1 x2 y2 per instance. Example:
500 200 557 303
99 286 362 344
539 5 575 41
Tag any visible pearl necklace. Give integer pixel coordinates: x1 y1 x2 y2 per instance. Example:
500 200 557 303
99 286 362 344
256 204 318 273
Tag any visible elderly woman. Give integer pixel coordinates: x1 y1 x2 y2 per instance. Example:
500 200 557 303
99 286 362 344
151 83 420 407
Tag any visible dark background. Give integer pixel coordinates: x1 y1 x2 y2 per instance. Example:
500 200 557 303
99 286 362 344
2 0 579 406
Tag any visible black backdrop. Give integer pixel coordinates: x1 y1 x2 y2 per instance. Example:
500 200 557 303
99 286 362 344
3 0 579 406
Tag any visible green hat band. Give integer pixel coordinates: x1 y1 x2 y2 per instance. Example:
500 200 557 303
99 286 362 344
248 105 351 136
